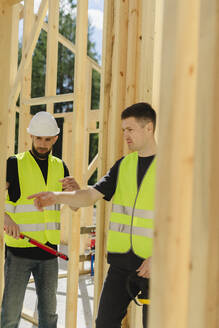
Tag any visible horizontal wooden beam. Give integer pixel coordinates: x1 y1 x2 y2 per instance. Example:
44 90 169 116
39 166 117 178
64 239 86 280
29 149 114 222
1 0 22 6
21 309 38 326
53 112 73 119
86 128 100 133
22 93 74 106
88 109 100 121
21 308 63 328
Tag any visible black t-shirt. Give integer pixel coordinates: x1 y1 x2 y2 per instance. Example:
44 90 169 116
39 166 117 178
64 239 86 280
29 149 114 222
93 155 155 271
6 151 69 260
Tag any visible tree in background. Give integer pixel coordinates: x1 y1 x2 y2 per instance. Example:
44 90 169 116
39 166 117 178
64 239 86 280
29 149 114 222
31 0 100 113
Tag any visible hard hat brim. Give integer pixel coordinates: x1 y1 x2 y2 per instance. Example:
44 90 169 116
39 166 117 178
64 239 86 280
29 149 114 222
27 127 60 137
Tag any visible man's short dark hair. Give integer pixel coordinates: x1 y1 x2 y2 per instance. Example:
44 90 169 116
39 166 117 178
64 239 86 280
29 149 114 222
121 102 156 131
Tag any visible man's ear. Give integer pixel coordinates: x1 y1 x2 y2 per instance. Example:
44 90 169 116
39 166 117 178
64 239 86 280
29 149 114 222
53 136 58 145
146 121 153 133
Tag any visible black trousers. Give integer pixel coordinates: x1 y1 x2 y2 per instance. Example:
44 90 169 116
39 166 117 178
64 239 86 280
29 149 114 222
96 265 149 328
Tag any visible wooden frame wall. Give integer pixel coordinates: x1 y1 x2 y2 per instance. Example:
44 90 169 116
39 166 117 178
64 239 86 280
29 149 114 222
0 1 101 327
2 1 219 328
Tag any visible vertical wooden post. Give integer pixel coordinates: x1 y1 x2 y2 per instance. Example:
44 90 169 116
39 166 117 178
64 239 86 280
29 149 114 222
45 0 59 114
106 0 128 166
152 0 164 110
65 1 88 327
125 0 139 106
19 0 34 153
93 1 114 325
149 1 199 328
7 3 20 157
124 1 142 326
122 0 139 156
0 1 14 303
93 1 129 326
80 62 93 270
137 0 156 103
188 1 219 327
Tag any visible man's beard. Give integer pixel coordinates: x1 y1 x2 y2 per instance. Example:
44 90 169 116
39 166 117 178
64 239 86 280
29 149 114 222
31 144 51 159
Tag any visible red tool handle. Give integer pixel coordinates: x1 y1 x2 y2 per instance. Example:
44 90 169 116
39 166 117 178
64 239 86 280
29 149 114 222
20 233 69 261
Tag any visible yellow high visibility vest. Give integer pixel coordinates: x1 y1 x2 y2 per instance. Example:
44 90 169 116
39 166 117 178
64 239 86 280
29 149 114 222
5 151 64 247
107 151 156 259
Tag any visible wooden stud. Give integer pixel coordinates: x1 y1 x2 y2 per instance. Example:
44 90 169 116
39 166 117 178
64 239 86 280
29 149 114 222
149 1 199 328
103 0 129 289
7 3 20 156
125 0 139 106
92 0 115 325
123 0 140 156
137 0 156 103
80 62 93 272
45 0 59 114
19 0 34 153
152 0 164 111
65 1 89 327
188 1 219 327
0 1 14 304
123 1 142 326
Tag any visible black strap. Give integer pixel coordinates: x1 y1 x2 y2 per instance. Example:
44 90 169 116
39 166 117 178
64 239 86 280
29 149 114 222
126 272 143 306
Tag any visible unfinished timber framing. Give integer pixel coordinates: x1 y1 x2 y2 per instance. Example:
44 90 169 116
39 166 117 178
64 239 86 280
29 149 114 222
1 0 219 328
0 1 101 328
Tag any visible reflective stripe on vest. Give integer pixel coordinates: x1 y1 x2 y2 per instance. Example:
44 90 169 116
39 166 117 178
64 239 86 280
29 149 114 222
5 203 16 213
107 151 156 259
18 222 60 232
5 151 64 247
112 204 154 220
16 204 60 213
6 203 61 213
109 221 153 238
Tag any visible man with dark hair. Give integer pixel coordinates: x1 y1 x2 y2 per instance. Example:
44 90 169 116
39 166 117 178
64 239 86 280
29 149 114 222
121 102 156 131
29 102 157 328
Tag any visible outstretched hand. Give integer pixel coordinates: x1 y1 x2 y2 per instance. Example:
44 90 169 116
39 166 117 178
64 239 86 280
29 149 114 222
28 191 57 212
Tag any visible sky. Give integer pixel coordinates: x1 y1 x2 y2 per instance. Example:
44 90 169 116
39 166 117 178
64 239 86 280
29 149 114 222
20 0 104 63
88 0 104 62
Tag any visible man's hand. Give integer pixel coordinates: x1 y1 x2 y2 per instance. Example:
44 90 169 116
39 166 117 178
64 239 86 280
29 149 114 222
59 176 80 192
4 213 20 239
59 177 80 211
136 257 152 279
28 191 58 212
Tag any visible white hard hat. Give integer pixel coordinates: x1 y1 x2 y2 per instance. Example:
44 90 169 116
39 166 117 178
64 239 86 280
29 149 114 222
27 111 60 136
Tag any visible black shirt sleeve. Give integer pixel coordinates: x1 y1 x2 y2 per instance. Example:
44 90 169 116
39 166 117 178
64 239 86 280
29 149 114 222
62 160 70 177
6 156 20 202
93 157 124 201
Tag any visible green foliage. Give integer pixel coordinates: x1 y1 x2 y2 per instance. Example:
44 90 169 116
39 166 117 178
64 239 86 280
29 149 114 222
31 30 47 100
91 69 101 109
